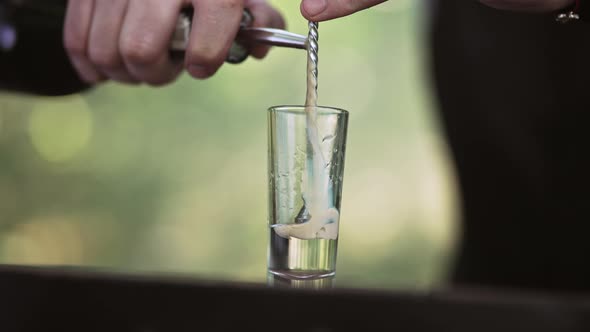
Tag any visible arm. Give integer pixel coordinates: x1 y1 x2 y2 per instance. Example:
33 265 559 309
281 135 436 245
300 0 575 21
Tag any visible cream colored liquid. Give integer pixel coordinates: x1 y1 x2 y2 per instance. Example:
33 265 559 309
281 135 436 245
272 22 340 241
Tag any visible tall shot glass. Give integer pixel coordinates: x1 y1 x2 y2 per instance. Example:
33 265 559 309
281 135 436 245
267 106 348 286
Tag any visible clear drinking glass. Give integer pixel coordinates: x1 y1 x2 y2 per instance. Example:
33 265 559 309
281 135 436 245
267 105 348 287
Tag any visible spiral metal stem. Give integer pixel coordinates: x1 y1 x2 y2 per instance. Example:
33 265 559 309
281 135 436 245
305 21 319 107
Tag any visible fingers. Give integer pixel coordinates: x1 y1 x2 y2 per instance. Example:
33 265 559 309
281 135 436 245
64 0 284 85
119 0 184 85
185 0 244 79
63 0 105 83
300 0 387 21
245 0 286 59
88 0 138 83
64 0 183 86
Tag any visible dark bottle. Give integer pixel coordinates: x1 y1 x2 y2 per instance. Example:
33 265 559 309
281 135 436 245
0 0 89 96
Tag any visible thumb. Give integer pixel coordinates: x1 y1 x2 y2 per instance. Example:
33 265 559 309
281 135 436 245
300 0 387 21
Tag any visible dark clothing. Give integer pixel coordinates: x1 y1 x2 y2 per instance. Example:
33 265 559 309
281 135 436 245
431 1 590 291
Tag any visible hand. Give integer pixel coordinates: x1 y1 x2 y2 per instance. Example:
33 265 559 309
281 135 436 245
300 0 387 22
63 0 285 86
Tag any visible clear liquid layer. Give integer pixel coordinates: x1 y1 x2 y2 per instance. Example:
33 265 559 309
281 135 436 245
267 228 338 280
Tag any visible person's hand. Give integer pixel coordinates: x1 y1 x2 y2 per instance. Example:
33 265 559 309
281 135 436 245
64 0 285 86
300 0 387 21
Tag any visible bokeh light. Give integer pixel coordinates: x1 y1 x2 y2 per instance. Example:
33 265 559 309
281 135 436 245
28 95 92 163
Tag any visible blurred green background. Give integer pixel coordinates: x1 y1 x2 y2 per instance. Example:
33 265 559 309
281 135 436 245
0 1 459 290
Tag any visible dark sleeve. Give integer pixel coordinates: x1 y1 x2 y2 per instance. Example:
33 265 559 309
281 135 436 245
0 0 91 96
430 0 590 291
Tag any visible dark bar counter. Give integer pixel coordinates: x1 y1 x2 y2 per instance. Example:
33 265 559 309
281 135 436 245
0 264 589 332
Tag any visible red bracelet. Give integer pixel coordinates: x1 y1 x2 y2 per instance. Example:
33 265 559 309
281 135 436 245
557 0 582 23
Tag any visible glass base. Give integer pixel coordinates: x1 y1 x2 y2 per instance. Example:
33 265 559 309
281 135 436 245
268 268 335 280
267 271 335 289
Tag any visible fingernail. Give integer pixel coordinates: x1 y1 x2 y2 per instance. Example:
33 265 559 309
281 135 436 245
303 0 328 17
188 65 211 79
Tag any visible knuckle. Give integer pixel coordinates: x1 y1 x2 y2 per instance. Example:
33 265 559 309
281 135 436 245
136 64 182 86
146 77 175 87
63 32 86 56
120 35 161 66
146 70 181 86
344 0 359 13
190 70 214 80
88 48 121 69
219 0 243 10
187 63 217 80
189 47 225 68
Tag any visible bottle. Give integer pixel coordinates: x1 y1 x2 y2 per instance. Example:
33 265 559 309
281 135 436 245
0 0 88 96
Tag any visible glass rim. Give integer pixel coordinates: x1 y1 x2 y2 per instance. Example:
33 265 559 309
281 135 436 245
268 105 348 116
